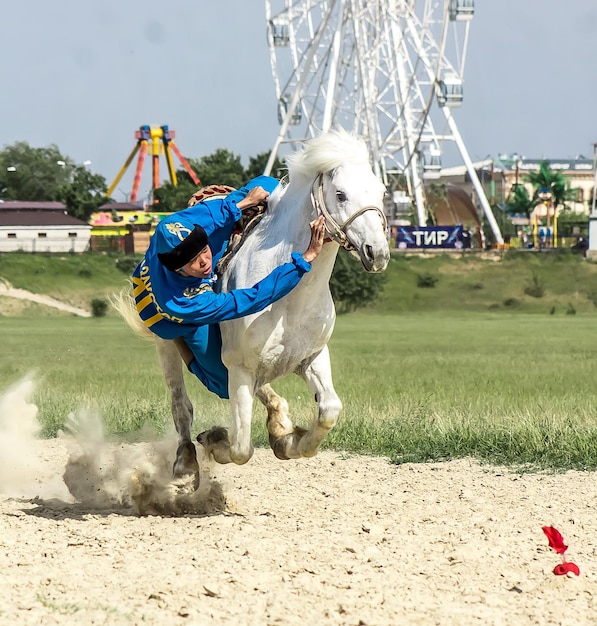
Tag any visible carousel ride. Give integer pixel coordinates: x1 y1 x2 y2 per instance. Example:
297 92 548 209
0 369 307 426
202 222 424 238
107 125 200 203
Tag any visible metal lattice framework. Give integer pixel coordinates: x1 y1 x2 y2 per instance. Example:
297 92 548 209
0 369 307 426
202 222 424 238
264 0 502 243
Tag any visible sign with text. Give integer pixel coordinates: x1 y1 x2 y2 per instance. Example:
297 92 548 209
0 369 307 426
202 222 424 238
396 225 469 249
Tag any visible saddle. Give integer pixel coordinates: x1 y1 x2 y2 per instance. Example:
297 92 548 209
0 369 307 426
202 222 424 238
186 184 267 276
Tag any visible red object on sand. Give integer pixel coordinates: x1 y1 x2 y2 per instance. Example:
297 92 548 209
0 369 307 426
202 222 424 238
542 526 580 576
542 526 568 554
553 562 580 576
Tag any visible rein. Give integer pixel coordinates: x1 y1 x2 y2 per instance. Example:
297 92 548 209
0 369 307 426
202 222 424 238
310 173 387 251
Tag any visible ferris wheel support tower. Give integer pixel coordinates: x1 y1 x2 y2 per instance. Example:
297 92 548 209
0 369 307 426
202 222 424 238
404 16 503 243
264 0 503 245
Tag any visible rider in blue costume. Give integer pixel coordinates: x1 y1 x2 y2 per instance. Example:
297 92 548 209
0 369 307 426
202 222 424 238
132 175 326 399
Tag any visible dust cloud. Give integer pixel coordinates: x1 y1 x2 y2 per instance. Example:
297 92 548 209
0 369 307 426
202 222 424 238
62 408 227 516
0 374 68 499
0 375 226 516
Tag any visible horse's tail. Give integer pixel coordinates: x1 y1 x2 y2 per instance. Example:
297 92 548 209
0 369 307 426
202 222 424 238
111 286 153 340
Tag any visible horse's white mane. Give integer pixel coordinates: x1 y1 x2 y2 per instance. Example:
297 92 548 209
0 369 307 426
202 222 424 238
285 128 370 180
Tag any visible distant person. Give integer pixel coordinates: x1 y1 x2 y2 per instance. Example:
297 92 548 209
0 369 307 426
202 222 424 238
461 227 472 249
571 236 587 256
538 227 547 249
131 176 326 399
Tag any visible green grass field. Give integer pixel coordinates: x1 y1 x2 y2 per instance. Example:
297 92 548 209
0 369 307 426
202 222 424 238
2 249 597 315
2 312 597 472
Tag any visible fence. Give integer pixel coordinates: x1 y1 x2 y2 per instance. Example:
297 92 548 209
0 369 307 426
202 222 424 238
90 232 151 254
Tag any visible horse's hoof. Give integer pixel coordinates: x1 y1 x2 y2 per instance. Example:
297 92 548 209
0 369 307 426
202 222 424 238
197 426 229 447
269 427 308 460
269 433 291 460
172 441 200 491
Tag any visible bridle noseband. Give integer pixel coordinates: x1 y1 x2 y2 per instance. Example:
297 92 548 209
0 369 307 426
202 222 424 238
310 172 387 251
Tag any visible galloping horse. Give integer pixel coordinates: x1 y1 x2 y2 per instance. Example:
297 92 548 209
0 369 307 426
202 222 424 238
116 129 389 487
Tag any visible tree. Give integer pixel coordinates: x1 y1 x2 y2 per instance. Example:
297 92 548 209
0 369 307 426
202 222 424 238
425 183 449 226
505 181 534 219
0 142 72 201
57 165 109 222
482 204 517 242
245 151 287 181
153 178 199 213
194 148 246 188
524 160 578 212
330 248 387 313
588 186 596 213
153 149 289 212
555 207 589 237
0 141 109 221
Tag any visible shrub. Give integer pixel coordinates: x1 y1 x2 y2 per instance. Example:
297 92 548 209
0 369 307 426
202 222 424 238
330 248 387 313
115 256 140 275
91 298 108 317
566 303 576 315
524 272 545 298
587 290 597 308
503 297 520 308
416 273 438 288
78 268 92 278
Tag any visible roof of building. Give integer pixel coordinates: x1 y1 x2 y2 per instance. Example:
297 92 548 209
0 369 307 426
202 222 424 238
494 154 594 172
97 201 146 212
0 201 68 211
505 158 594 173
0 211 90 228
438 159 494 178
437 156 594 178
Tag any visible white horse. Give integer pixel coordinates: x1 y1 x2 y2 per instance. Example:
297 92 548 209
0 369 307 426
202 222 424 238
116 129 389 487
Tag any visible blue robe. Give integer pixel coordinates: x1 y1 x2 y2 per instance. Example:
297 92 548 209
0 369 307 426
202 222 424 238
132 176 311 399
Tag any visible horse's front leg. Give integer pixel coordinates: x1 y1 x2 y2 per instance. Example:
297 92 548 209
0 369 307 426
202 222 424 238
256 384 305 460
198 367 256 465
297 345 343 457
155 337 199 490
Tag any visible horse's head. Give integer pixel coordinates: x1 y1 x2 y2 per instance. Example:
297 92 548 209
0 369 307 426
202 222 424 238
313 163 390 273
285 129 390 272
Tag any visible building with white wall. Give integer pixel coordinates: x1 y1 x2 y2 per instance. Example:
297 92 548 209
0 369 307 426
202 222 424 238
0 201 91 253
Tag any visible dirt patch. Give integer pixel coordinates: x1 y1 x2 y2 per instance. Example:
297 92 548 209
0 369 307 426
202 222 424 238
0 279 90 317
0 378 595 625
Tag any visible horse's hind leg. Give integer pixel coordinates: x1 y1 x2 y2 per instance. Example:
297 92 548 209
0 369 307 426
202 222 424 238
296 345 342 458
155 337 199 490
198 366 256 465
256 384 304 460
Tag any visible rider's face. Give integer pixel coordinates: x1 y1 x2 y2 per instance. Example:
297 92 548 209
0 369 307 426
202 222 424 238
177 245 213 278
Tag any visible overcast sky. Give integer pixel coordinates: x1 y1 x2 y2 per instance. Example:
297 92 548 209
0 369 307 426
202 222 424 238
1 1 595 200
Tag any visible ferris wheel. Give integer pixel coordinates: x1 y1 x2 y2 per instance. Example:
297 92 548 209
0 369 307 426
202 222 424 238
264 0 503 244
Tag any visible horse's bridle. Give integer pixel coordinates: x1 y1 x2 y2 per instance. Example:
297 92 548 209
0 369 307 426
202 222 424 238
310 172 387 251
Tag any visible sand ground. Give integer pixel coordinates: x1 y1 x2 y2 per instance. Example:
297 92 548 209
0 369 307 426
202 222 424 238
2 260 594 625
0 432 595 626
